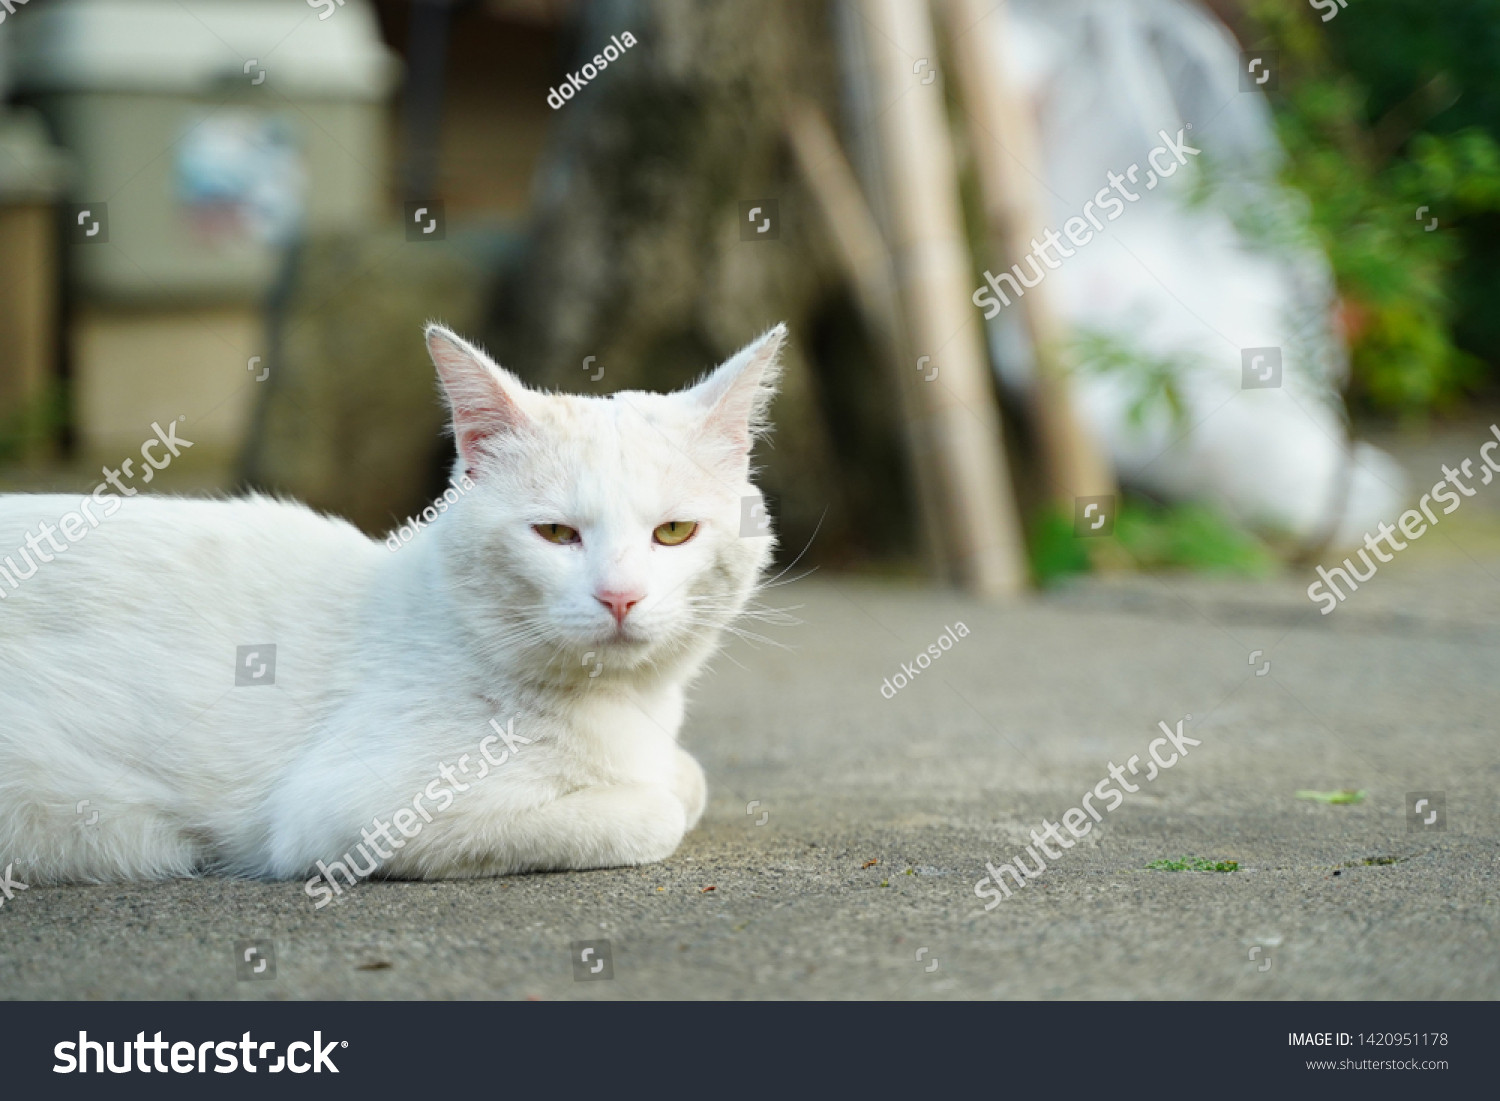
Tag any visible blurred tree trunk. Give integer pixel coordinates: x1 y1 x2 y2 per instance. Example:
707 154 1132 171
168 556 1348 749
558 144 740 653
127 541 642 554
239 230 489 535
485 0 885 565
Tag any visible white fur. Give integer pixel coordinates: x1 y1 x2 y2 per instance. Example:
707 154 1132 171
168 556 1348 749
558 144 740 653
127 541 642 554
0 323 785 888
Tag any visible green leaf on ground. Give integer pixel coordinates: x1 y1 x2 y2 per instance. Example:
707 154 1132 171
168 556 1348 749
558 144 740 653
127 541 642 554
1146 857 1240 873
1296 789 1367 805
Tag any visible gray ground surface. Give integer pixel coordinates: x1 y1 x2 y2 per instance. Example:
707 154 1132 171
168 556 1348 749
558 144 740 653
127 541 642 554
3 424 1499 1000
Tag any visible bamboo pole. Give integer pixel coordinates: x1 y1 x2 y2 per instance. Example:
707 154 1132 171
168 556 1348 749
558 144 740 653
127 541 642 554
941 0 1117 509
855 0 1028 597
783 99 948 581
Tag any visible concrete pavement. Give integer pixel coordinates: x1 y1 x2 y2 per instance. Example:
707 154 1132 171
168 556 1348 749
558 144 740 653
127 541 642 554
2 505 1496 998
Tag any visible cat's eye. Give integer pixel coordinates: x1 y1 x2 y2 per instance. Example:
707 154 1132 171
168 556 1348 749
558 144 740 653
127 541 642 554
653 521 698 546
534 523 580 545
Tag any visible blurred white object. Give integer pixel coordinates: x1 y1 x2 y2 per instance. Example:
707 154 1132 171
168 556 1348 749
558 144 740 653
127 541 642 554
986 0 1405 549
176 111 306 247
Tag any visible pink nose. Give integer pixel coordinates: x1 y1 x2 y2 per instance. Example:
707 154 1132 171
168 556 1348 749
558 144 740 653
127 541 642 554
595 589 644 626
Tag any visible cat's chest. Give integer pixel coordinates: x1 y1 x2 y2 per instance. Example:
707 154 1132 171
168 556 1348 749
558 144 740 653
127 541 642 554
551 686 685 784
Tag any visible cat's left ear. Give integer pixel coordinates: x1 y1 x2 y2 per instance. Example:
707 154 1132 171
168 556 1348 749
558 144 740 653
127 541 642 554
426 324 532 476
688 324 786 465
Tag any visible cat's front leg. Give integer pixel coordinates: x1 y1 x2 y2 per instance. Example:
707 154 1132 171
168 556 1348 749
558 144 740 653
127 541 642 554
507 783 690 872
673 747 707 830
392 782 690 878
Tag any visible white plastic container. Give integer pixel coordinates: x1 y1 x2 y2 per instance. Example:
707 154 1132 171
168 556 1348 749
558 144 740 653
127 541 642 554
11 0 399 302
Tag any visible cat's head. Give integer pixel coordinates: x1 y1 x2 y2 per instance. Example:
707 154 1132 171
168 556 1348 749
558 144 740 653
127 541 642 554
423 323 784 684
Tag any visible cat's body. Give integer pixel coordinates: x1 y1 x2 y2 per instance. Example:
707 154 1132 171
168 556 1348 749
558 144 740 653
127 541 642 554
0 324 784 892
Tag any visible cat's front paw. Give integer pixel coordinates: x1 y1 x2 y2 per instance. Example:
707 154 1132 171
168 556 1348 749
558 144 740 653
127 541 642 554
673 747 707 830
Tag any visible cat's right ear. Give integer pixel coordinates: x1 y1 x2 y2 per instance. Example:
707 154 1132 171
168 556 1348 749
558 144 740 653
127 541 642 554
426 324 531 477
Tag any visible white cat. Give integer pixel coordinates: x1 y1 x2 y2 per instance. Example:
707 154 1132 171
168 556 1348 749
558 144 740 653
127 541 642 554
0 323 784 898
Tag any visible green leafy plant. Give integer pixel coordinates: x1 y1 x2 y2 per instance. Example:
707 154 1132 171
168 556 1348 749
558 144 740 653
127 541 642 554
1029 496 1274 587
1068 331 1196 430
1242 0 1500 412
